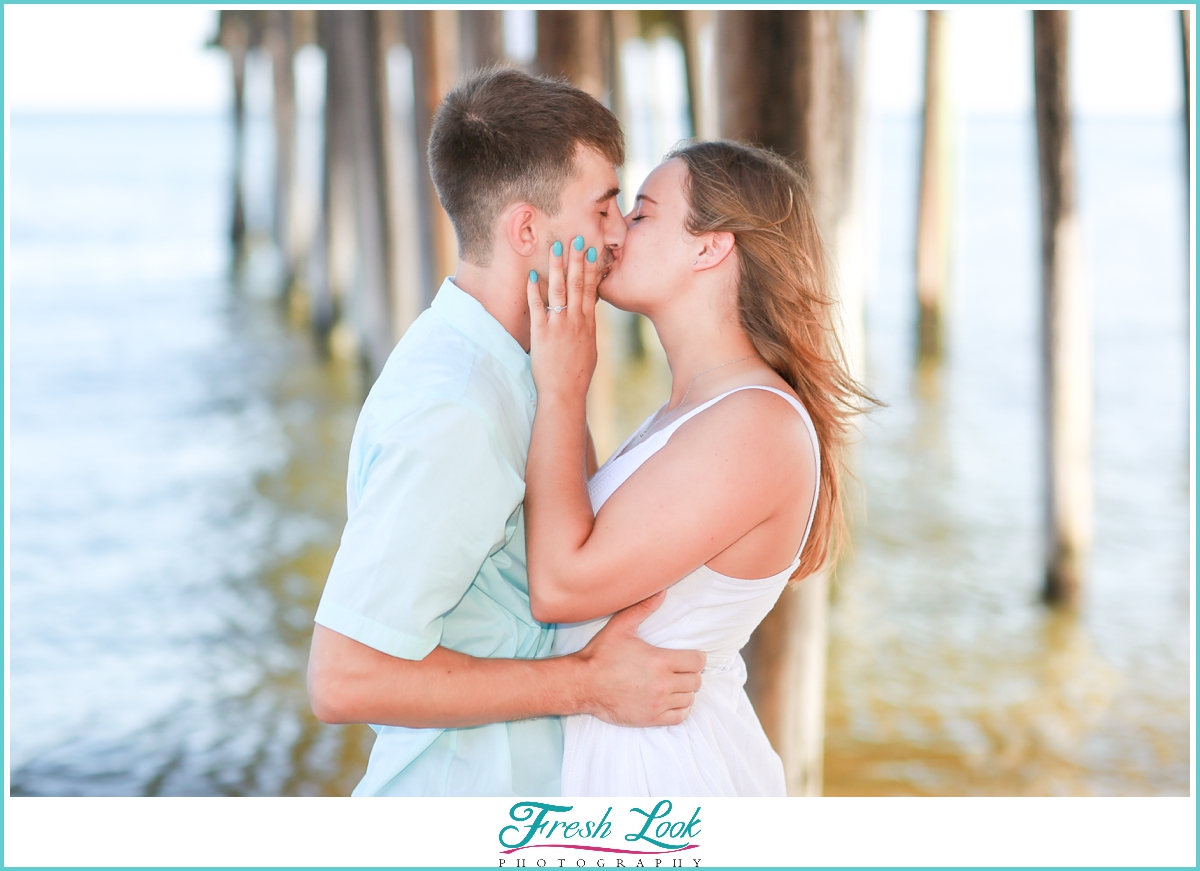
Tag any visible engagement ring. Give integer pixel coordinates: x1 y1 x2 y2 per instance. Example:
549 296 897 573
546 305 567 314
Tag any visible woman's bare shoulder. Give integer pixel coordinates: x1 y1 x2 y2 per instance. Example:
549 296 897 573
662 383 816 479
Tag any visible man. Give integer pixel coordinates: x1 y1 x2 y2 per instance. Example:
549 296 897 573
307 67 705 796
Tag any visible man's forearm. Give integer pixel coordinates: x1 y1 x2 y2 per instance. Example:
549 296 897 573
308 625 590 728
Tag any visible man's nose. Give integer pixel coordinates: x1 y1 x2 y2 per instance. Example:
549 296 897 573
605 208 628 248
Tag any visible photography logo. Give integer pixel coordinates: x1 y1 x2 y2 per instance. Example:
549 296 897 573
498 800 703 867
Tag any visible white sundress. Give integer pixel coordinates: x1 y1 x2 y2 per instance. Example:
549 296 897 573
551 385 821 796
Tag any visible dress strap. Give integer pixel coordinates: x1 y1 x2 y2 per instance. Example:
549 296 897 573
609 406 662 461
592 386 822 567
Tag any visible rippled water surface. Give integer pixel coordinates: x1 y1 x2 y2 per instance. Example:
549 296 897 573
823 116 1191 795
7 113 1191 795
9 115 373 794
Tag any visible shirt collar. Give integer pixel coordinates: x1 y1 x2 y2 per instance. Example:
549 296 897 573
431 278 536 403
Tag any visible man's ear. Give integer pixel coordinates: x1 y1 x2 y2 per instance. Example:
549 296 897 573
694 231 736 270
504 203 539 257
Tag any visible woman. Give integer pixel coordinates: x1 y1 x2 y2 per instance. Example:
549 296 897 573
524 141 868 796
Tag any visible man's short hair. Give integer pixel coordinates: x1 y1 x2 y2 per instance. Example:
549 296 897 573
428 67 625 265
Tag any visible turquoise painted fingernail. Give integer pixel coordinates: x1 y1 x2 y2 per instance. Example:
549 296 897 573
529 270 538 283
573 235 584 251
587 247 597 263
552 240 563 257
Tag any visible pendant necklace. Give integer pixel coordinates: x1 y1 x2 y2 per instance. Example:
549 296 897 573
631 353 760 446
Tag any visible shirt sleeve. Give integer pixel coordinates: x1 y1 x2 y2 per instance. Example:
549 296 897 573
314 398 525 660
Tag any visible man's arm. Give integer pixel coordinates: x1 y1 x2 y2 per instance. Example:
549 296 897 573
308 592 705 728
311 401 703 730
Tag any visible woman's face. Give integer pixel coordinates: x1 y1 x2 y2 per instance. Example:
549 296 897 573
598 158 694 315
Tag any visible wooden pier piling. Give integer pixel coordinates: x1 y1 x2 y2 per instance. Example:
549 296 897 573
342 11 398 377
265 12 298 289
405 10 460 310
459 11 505 73
536 11 608 99
607 10 640 150
316 12 358 347
679 10 718 141
1183 10 1192 159
216 13 252 258
716 9 866 796
915 11 953 361
1033 11 1091 608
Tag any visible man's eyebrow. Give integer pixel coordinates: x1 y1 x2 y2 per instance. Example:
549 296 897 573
595 187 621 204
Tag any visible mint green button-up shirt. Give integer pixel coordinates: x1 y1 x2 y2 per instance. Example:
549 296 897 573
314 278 561 796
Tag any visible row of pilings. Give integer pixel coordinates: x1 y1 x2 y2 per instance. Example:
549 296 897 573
214 9 1193 796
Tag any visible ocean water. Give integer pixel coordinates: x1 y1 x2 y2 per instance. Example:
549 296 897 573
8 113 373 795
824 115 1191 795
6 112 1191 795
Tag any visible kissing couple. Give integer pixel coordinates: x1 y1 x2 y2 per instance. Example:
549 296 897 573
307 67 866 796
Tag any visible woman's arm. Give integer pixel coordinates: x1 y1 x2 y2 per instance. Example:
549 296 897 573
529 390 812 623
525 240 815 625
585 424 599 479
525 239 600 588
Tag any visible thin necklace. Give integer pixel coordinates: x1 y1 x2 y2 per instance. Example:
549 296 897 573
671 353 760 411
631 353 760 446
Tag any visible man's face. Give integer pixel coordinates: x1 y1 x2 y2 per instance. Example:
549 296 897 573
539 145 626 283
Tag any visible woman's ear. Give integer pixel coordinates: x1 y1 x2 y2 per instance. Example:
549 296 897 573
505 203 539 257
693 231 736 270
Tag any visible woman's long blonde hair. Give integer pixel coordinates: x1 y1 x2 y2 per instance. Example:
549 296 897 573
668 140 871 580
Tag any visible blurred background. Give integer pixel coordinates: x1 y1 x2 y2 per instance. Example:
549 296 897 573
6 7 1192 796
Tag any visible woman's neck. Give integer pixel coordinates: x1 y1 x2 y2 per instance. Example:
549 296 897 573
650 300 761 410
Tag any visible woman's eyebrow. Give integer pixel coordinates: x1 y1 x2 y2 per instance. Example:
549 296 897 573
635 194 658 205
